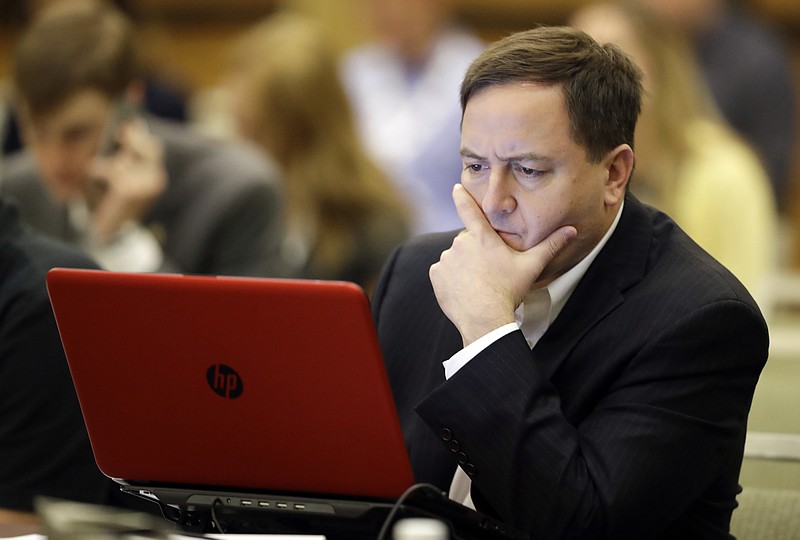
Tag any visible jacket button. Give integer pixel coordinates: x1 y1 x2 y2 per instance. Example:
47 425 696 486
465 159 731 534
440 428 453 441
464 463 477 477
457 452 468 465
448 439 461 453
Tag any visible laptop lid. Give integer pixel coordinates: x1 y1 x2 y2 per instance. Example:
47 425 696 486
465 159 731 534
46 268 415 501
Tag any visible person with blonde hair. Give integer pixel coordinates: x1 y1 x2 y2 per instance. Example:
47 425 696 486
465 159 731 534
227 12 411 295
571 1 778 308
633 0 796 213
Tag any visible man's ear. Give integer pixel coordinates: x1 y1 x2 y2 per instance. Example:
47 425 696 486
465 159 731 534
603 144 634 206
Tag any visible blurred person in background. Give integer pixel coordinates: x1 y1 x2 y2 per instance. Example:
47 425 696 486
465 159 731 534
1 0 189 157
227 11 411 296
632 0 796 215
341 0 484 234
571 1 779 310
0 0 285 277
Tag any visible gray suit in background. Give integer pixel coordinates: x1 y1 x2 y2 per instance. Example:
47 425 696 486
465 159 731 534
0 118 285 277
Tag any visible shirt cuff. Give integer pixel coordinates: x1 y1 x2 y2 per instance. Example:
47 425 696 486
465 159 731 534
442 322 519 380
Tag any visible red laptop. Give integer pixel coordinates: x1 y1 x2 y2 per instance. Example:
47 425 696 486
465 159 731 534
45 269 522 539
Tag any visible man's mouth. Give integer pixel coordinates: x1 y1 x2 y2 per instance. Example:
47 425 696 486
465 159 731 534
493 227 517 237
496 230 521 245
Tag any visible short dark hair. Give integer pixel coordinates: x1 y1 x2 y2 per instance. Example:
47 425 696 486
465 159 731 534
460 25 643 163
12 0 139 118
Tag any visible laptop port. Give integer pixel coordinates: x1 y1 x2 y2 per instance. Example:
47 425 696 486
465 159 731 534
240 500 252 506
276 502 288 509
258 501 269 508
294 504 306 510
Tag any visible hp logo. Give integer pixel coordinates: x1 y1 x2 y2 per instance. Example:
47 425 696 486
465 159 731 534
207 364 243 399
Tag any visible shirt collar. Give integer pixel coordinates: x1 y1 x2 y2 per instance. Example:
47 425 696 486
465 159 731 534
522 200 625 326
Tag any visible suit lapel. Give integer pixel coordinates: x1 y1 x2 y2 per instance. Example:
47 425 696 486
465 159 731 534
533 194 654 377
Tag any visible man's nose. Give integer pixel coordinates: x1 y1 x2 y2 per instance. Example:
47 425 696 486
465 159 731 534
481 169 517 217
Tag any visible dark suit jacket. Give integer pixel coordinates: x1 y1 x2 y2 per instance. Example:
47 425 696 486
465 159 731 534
0 198 109 510
0 118 285 277
372 195 768 539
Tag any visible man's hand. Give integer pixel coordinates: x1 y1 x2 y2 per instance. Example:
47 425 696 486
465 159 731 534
430 184 576 346
88 119 167 242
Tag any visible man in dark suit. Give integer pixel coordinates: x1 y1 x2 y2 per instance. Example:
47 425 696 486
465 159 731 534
372 26 768 539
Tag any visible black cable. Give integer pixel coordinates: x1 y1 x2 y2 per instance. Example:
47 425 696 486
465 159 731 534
210 497 226 534
156 499 180 523
375 483 445 540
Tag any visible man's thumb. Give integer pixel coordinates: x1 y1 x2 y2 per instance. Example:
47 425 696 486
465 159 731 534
525 225 577 268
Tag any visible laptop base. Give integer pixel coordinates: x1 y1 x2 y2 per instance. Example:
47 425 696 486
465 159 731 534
123 484 526 540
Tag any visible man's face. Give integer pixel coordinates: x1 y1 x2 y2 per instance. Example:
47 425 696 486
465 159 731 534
19 89 114 202
460 83 623 283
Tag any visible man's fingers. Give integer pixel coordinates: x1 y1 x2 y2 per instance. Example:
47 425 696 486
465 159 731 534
119 119 162 162
550 225 578 256
525 225 577 268
452 183 493 233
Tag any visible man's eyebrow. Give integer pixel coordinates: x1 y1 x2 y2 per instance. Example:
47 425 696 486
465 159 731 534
459 148 485 160
460 148 553 162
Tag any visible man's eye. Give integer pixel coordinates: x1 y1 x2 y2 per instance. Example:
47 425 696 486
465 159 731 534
514 164 543 177
466 163 484 172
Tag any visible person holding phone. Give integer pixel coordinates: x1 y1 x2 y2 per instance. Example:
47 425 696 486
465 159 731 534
371 25 768 539
0 0 286 277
